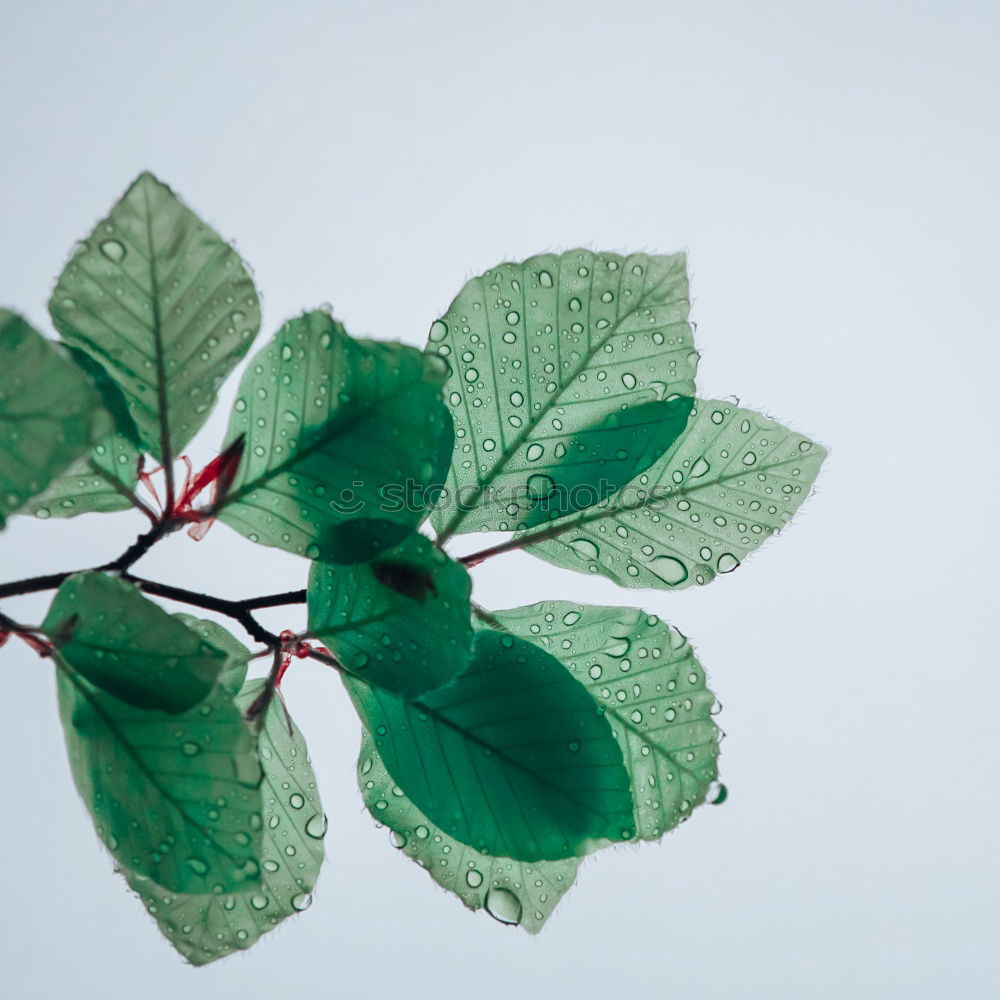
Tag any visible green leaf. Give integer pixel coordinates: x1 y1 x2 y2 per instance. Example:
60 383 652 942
308 532 472 698
343 630 634 862
19 348 143 519
49 171 261 462
520 399 827 589
518 396 694 529
43 573 228 713
172 614 250 698
55 659 263 894
0 310 102 525
428 250 696 539
217 310 452 563
488 603 722 840
357 729 578 932
124 679 326 966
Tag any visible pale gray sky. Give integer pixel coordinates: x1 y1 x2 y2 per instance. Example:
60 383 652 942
0 1 996 997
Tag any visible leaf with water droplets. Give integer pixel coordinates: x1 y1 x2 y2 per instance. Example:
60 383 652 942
520 400 827 589
343 630 634 862
123 679 326 965
308 532 472 698
19 348 144 519
43 573 229 713
356 729 578 932
49 171 261 462
172 614 250 698
217 310 452 563
428 250 697 538
487 603 722 840
0 310 103 526
55 657 263 895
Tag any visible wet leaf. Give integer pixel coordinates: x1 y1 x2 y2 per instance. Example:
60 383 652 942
357 729 578 932
50 171 261 461
19 349 143 519
43 573 228 713
428 250 696 539
124 679 326 965
172 614 250 697
308 532 472 698
488 603 722 839
55 658 263 895
217 310 452 563
343 630 634 861
0 310 102 525
521 399 827 589
518 396 694 529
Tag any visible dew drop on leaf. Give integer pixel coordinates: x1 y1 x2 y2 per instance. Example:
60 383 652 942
485 887 523 926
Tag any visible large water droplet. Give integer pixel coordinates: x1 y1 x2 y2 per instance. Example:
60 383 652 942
485 886 523 925
527 473 555 500
570 538 599 560
717 553 740 573
428 320 448 342
649 555 688 586
99 239 126 263
305 813 328 839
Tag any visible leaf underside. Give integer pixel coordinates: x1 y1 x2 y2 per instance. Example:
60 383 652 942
20 348 144 519
126 680 326 966
43 573 228 713
56 658 263 894
49 171 261 461
343 630 634 862
218 310 452 563
358 729 579 932
429 249 697 538
488 602 722 839
308 532 473 698
522 399 827 589
0 310 101 525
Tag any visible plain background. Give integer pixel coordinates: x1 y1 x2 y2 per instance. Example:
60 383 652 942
0 1 996 997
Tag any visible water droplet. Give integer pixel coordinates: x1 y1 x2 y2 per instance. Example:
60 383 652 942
570 538 599 560
99 239 126 263
305 813 327 839
621 373 637 390
250 894 269 910
742 451 757 466
527 473 555 500
466 868 484 888
506 311 520 325
690 457 710 478
568 297 582 312
483 439 496 452
289 793 305 810
465 368 479 382
717 553 740 573
185 857 209 876
525 443 544 462
562 611 581 626
538 270 553 288
182 742 201 757
291 892 313 911
485 887 523 925
649 555 688 586
429 320 448 342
